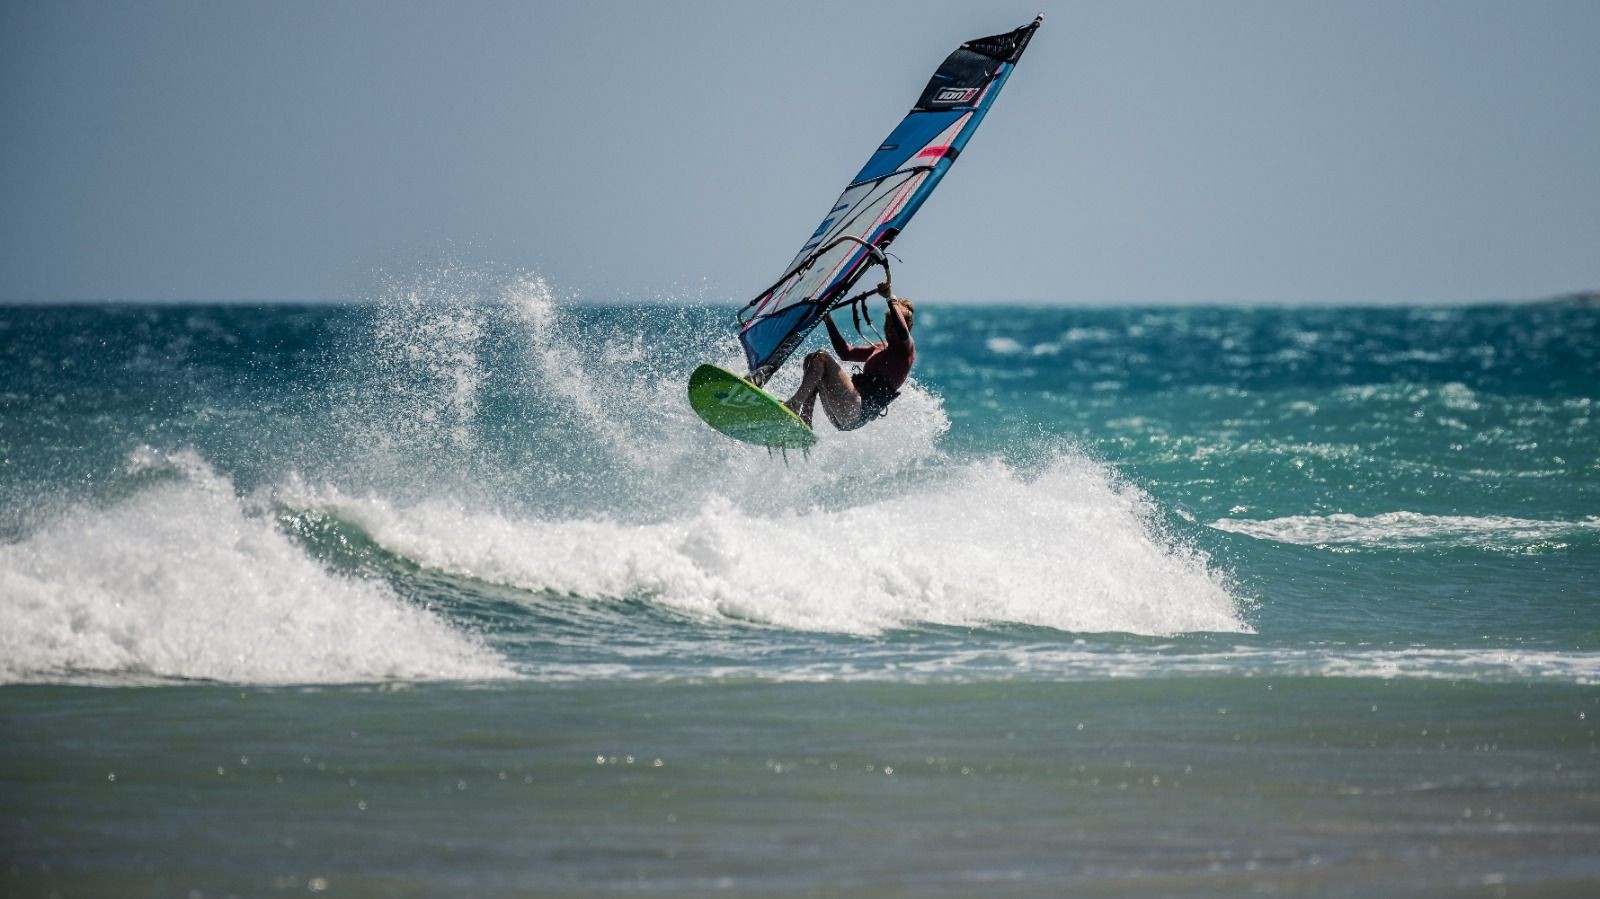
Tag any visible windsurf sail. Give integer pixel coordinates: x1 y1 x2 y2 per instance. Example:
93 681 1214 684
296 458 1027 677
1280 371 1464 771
737 15 1042 385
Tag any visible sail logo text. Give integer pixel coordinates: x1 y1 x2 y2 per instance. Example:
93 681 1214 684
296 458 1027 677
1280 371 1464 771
934 87 979 104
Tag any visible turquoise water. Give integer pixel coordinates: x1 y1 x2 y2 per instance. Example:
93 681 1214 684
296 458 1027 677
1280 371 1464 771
2 285 1597 895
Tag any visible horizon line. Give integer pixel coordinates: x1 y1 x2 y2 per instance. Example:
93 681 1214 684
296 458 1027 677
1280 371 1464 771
2 291 1595 309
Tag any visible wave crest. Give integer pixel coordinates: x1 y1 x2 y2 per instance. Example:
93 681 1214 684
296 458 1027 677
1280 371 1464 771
288 452 1246 637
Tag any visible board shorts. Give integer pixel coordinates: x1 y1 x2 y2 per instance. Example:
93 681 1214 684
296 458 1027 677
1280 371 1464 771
838 370 902 431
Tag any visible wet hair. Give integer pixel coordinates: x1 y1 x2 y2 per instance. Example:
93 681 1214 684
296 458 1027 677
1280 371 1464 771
894 297 914 329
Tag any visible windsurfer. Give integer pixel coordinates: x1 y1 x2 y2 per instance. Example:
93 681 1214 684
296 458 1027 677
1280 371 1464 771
783 282 914 431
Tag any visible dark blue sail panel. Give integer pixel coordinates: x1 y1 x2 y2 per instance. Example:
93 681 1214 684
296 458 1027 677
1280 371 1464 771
738 16 1042 384
851 110 967 185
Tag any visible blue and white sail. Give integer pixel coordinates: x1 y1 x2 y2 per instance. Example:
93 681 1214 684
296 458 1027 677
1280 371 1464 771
738 15 1042 384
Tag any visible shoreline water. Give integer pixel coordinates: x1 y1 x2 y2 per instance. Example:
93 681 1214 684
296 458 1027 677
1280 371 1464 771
5 679 1596 897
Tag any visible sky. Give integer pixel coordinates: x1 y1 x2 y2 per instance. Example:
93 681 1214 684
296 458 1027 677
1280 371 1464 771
2 0 1598 305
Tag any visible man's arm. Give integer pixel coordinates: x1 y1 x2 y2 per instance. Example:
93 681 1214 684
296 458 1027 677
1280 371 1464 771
874 281 912 348
883 299 912 347
824 313 875 362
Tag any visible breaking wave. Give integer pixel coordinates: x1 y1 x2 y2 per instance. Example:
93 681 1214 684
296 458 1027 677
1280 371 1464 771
0 449 512 685
277 452 1246 638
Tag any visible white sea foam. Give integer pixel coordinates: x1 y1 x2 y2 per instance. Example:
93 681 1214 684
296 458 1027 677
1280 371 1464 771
512 645 1600 685
1211 511 1600 551
1304 647 1600 684
0 449 512 685
287 453 1247 637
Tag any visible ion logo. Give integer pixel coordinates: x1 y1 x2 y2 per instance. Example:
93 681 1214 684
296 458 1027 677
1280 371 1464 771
934 87 979 104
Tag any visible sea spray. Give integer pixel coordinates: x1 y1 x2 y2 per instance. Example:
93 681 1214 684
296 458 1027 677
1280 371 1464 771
336 262 501 477
326 265 955 517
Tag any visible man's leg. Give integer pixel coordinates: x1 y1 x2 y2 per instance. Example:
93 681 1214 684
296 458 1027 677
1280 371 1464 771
783 351 827 426
813 355 864 429
784 351 860 428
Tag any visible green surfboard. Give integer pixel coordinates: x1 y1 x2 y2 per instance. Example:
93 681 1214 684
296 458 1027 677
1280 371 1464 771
687 364 816 450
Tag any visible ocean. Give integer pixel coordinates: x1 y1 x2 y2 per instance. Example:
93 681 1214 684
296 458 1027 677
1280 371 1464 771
2 280 1597 896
